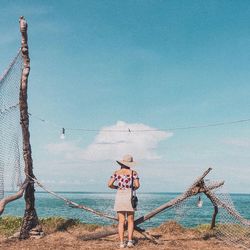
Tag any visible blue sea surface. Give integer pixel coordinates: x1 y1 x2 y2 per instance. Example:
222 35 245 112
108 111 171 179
3 192 250 229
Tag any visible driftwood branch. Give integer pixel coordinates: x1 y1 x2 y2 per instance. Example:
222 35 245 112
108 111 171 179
203 191 219 229
190 167 212 190
135 168 214 226
19 16 40 239
78 225 159 244
0 181 29 216
200 181 224 192
135 226 161 244
211 204 218 229
211 205 218 229
78 227 118 241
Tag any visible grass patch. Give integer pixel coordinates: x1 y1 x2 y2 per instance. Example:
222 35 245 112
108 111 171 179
194 224 218 240
195 224 211 233
0 216 100 237
215 223 250 237
0 216 22 237
194 223 250 240
40 217 81 233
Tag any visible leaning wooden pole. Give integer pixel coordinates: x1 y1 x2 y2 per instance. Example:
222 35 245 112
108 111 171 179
19 16 40 239
204 192 218 229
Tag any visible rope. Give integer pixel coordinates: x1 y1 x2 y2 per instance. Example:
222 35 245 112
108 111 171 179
28 112 250 133
28 175 117 222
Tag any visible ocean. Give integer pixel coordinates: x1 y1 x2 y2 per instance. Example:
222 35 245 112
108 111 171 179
3 192 250 229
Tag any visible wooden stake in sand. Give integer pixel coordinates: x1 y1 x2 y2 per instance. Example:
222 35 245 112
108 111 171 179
18 16 42 239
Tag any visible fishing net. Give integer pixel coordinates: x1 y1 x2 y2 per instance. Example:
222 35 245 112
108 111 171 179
210 184 250 249
173 179 250 249
0 50 24 199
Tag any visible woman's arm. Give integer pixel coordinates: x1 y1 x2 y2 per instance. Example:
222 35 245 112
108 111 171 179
132 171 140 190
108 176 118 189
134 178 140 190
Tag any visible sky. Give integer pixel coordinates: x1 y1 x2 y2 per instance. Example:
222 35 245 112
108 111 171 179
0 0 250 193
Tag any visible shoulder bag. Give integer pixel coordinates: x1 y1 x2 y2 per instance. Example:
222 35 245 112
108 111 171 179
131 170 138 209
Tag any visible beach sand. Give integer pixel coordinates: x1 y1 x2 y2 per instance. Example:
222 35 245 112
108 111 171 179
0 221 242 250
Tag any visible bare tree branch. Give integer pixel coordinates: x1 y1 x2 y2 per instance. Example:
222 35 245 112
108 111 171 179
0 181 29 216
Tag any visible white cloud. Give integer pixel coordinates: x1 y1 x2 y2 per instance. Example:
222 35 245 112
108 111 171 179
46 121 173 162
46 141 82 160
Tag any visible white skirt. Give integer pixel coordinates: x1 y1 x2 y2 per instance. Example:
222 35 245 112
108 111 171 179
114 189 134 212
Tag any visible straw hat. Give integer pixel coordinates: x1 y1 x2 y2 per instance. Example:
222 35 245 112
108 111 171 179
116 154 136 168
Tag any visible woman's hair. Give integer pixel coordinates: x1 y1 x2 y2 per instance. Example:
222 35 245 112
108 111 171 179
120 164 130 170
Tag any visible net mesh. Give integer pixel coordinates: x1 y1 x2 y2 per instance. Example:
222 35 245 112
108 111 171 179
0 50 24 199
172 179 250 249
211 184 250 249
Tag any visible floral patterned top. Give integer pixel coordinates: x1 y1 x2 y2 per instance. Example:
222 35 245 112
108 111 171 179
111 171 139 190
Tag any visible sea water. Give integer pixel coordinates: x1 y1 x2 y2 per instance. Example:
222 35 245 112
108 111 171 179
3 192 250 229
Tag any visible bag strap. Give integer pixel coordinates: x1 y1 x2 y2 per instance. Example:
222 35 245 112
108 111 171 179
131 170 136 195
131 170 134 196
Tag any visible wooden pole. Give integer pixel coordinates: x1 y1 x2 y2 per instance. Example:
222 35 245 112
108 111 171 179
204 192 218 229
19 16 41 239
211 205 218 229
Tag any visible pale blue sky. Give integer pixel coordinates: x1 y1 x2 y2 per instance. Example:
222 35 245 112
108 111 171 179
1 0 250 192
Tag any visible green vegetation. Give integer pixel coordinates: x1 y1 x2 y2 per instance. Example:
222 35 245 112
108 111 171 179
0 216 22 236
0 216 100 237
195 224 211 233
194 223 250 240
194 224 217 240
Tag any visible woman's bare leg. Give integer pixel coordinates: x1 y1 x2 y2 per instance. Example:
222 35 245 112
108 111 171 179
117 212 126 243
127 212 134 241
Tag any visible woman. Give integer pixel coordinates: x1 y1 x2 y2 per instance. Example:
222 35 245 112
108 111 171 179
108 154 140 248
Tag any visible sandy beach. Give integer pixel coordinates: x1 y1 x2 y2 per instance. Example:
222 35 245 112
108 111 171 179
0 220 242 250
